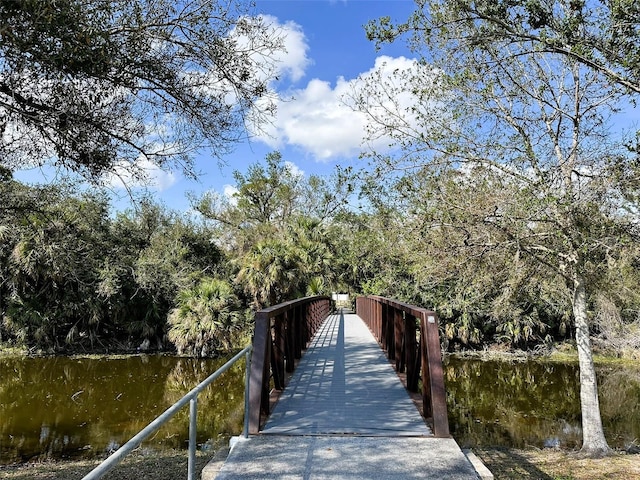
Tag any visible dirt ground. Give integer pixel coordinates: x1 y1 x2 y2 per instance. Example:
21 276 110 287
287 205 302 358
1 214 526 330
475 447 640 480
1 447 638 480
0 450 211 480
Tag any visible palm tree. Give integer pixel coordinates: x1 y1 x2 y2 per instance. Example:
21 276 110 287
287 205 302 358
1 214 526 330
236 239 303 309
167 278 243 357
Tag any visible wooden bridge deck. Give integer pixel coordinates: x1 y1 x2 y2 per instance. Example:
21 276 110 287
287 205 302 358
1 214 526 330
211 310 482 479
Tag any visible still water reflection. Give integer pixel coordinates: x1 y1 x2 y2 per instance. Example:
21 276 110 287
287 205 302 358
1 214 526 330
445 356 640 450
0 355 245 464
2 354 640 464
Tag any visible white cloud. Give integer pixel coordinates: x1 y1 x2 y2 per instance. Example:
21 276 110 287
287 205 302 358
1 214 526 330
266 16 311 83
104 158 177 192
223 184 239 198
223 184 239 206
284 161 304 178
231 15 311 86
257 55 434 161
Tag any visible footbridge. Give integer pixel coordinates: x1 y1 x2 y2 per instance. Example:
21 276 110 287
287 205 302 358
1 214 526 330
210 295 486 479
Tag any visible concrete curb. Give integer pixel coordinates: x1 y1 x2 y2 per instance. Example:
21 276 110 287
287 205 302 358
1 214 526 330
200 445 230 480
463 449 494 479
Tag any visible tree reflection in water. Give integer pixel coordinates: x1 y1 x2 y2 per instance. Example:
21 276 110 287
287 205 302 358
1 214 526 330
2 354 639 464
0 354 245 464
444 356 640 450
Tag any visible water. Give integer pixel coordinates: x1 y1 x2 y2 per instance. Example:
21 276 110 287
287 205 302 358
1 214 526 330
444 356 640 450
1 354 639 464
0 354 246 464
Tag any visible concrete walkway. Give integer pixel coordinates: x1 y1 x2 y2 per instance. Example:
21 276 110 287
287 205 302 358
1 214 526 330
211 311 480 479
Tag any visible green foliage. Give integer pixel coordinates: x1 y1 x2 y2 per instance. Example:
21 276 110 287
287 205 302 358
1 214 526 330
1 182 110 350
0 181 222 352
236 238 305 308
167 278 245 357
0 0 283 180
196 151 350 308
367 0 640 94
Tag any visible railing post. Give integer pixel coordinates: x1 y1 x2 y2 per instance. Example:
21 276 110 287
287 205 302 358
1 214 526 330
374 299 381 341
405 314 419 392
272 314 285 389
188 396 197 480
385 305 395 359
248 312 270 434
294 305 303 359
243 349 251 439
394 308 404 372
422 312 450 437
285 310 295 373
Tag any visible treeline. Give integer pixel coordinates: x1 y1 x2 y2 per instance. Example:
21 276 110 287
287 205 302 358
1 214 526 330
0 154 354 355
1 153 640 356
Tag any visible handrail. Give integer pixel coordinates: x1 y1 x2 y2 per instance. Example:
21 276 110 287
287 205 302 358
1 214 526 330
82 345 252 480
247 295 332 433
356 295 450 437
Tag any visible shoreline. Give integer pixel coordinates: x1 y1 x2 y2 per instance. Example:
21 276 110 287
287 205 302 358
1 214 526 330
1 447 638 480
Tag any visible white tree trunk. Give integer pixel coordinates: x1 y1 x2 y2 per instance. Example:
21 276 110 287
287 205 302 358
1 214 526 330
573 273 611 456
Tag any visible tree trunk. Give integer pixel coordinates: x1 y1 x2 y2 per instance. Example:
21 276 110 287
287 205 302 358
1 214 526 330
573 273 611 457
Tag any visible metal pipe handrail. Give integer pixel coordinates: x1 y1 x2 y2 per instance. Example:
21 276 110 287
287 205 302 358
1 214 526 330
82 345 252 480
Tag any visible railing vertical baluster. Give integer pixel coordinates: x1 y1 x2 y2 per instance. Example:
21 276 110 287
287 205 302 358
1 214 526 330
188 397 197 480
243 349 251 439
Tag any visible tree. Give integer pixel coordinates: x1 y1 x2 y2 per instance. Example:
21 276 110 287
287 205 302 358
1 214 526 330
235 239 303 308
167 277 244 357
0 0 284 181
196 152 352 306
196 152 304 252
360 0 638 456
0 182 225 351
385 0 640 94
0 181 111 350
101 200 222 347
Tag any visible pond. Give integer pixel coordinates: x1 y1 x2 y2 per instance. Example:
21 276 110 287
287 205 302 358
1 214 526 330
1 354 639 464
0 354 246 464
444 356 640 451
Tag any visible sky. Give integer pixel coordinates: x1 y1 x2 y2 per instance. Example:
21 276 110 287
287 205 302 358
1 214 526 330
96 0 421 212
14 0 640 213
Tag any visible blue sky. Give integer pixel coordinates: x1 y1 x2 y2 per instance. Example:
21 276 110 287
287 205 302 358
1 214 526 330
14 0 639 212
113 0 420 211
13 1 420 212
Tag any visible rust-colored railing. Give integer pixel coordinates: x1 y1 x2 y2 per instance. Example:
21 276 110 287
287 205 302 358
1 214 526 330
356 295 450 437
247 296 332 433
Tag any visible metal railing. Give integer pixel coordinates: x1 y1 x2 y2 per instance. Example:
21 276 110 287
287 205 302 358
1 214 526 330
356 295 450 437
82 345 252 480
247 295 332 433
